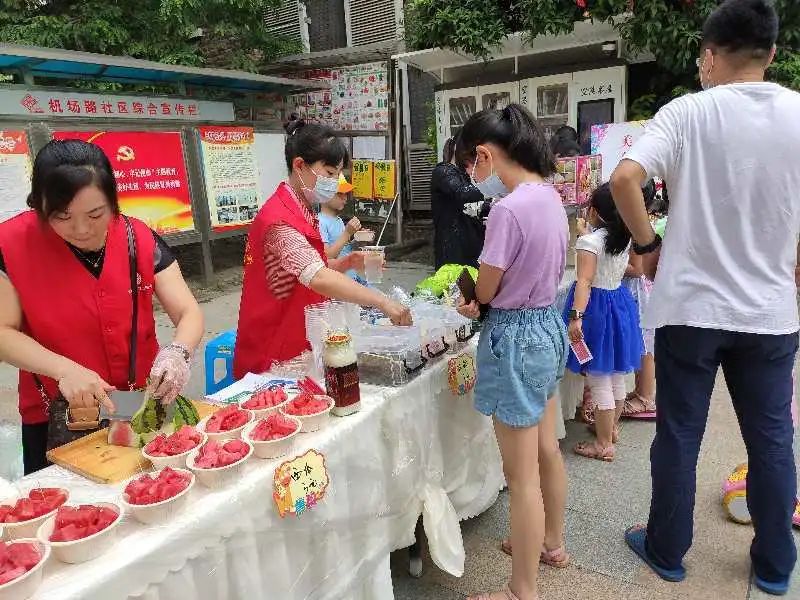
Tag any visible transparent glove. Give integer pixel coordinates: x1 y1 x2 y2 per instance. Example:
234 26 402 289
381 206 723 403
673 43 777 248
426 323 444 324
147 343 191 404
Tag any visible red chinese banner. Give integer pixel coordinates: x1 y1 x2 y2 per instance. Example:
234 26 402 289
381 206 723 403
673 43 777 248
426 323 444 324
0 130 32 222
52 131 195 234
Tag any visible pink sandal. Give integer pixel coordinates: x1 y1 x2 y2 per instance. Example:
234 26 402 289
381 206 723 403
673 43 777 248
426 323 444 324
500 539 571 568
621 393 656 420
573 441 615 462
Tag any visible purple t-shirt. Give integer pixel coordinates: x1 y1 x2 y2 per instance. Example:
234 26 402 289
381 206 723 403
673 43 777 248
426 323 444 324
479 182 568 309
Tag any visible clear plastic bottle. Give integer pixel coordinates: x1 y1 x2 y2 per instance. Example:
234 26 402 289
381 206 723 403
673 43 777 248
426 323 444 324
323 332 361 416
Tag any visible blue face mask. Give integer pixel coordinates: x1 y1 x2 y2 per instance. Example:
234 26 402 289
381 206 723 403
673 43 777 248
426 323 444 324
299 169 339 205
470 156 509 199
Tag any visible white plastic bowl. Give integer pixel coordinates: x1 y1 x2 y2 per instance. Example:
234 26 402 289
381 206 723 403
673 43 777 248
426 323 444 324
36 502 123 564
238 390 295 420
280 395 334 433
141 431 208 470
0 539 49 600
242 416 301 459
1 487 69 541
196 410 254 442
120 468 195 525
186 440 254 489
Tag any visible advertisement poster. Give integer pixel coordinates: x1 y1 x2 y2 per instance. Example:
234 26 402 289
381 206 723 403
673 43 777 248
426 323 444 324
288 62 390 131
52 130 194 233
372 160 396 200
351 159 373 199
198 126 260 231
0 130 32 223
591 120 650 181
550 155 602 207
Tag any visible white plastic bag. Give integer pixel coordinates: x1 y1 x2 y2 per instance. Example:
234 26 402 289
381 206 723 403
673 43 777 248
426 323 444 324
421 483 465 577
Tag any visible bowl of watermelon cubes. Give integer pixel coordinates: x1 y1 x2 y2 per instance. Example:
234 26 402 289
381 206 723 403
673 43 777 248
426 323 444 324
0 539 49 600
239 386 293 419
142 425 208 470
187 439 254 489
197 405 254 441
36 502 122 564
121 468 195 525
243 413 301 459
0 487 69 540
280 394 334 433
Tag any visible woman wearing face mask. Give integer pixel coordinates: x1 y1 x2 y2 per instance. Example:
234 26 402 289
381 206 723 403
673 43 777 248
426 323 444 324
456 104 570 600
233 119 412 378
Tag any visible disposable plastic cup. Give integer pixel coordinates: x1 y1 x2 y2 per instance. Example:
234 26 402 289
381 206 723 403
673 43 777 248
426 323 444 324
362 246 385 284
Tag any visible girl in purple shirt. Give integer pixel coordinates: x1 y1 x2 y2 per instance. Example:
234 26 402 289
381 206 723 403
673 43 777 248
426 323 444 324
456 104 569 600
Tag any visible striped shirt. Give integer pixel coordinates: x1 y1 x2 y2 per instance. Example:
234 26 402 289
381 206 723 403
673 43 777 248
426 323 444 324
263 186 325 300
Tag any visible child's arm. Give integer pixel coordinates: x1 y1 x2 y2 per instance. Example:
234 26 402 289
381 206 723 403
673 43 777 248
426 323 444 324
568 250 597 341
625 252 644 278
324 217 361 260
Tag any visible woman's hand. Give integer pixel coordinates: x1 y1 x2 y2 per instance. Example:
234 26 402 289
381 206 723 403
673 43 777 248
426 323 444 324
568 319 584 343
147 344 191 404
57 363 115 413
345 251 366 274
345 217 362 236
457 298 481 320
382 299 413 326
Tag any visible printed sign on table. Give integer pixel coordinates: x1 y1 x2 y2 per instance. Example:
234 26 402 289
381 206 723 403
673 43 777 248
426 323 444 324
351 159 373 199
550 155 602 207
52 131 194 233
198 126 260 231
447 353 476 396
591 120 651 182
0 130 32 223
274 449 330 518
372 160 396 200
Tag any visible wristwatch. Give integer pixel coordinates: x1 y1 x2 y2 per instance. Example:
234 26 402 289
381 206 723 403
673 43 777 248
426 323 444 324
632 233 662 256
568 309 584 321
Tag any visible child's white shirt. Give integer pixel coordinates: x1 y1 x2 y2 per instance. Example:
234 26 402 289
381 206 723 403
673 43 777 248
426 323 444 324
576 229 630 290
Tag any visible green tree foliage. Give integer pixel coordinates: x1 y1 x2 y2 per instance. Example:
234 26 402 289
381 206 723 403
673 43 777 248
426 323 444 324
0 0 300 72
405 0 800 90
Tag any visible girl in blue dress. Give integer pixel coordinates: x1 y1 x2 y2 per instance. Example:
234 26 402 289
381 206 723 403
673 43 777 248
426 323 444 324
564 183 643 461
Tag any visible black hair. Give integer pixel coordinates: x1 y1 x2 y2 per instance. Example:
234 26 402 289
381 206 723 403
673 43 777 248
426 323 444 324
456 103 555 178
590 183 632 255
442 137 456 164
284 119 349 173
27 139 119 220
702 0 779 60
552 139 582 158
551 125 578 144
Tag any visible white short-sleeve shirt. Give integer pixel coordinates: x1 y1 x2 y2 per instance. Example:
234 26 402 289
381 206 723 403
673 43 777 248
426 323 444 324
625 82 800 334
576 229 630 290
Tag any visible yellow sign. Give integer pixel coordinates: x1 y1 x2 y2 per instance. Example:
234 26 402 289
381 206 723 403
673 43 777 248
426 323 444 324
447 353 476 396
273 449 330 518
351 159 373 199
372 160 395 200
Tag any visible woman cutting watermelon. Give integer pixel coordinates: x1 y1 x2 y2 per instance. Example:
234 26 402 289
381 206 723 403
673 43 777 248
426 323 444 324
0 139 204 474
234 118 411 378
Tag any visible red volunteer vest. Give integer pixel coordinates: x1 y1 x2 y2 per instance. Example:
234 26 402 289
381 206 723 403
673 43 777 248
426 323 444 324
0 212 160 424
234 183 327 379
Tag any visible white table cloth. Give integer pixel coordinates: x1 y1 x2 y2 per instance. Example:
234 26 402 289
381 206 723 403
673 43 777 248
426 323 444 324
26 343 504 600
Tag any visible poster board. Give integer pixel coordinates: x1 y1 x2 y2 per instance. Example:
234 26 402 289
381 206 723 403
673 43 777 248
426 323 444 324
197 126 260 231
52 130 195 233
352 136 386 160
0 130 32 223
351 159 373 199
550 155 602 206
591 120 650 181
253 132 286 204
288 62 390 131
372 160 396 200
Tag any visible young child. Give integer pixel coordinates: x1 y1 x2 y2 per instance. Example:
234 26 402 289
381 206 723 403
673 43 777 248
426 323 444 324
318 174 367 283
564 183 643 461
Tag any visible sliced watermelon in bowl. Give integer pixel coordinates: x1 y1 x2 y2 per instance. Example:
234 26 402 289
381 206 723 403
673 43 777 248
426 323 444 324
187 439 253 489
280 394 333 433
36 502 122 564
1 487 69 540
142 426 207 470
240 387 292 419
243 414 301 459
0 539 49 600
197 406 253 441
121 468 195 524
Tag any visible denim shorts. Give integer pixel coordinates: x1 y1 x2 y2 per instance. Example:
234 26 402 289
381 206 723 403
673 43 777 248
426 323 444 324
475 305 568 428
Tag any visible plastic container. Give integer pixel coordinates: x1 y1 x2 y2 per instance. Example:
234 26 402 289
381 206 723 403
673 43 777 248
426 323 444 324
196 410 254 442
1 488 69 541
280 396 333 433
141 432 208 470
120 468 195 525
187 440 254 489
0 539 49 600
323 332 361 416
36 502 123 564
242 417 301 459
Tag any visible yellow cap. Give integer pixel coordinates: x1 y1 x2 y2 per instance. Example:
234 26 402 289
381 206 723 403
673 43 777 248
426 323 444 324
338 173 353 193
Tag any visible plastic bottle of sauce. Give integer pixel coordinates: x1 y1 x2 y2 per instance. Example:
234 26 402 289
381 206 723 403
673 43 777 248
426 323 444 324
323 332 361 416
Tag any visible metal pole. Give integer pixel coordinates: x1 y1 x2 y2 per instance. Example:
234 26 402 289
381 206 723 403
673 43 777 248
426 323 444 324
392 60 403 245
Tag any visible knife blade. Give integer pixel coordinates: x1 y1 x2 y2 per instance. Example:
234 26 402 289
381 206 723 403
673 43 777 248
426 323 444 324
101 390 145 421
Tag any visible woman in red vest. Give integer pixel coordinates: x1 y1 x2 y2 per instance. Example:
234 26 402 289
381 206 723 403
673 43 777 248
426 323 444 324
234 120 411 378
0 140 204 474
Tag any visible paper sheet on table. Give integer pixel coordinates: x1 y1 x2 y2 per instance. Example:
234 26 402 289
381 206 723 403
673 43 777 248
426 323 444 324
204 373 298 404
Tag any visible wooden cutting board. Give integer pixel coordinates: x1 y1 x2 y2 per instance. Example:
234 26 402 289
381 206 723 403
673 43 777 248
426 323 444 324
46 401 219 484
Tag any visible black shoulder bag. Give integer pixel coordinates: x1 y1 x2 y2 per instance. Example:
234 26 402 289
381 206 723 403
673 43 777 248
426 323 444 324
43 216 139 450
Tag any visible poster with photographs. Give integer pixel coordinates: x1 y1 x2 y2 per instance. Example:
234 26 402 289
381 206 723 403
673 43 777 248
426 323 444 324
288 62 390 131
197 126 260 231
591 120 650 181
550 155 602 207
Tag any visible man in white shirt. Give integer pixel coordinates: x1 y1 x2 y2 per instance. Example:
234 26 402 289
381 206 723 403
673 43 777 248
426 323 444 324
611 0 800 595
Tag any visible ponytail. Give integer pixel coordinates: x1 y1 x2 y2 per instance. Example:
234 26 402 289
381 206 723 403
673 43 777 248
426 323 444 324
590 183 632 255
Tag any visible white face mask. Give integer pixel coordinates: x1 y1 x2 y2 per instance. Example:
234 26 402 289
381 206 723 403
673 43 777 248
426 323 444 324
470 155 508 199
299 169 339 205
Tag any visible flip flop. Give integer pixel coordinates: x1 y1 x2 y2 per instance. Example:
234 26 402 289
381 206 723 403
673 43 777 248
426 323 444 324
574 441 615 462
753 573 790 596
624 525 686 582
499 539 571 568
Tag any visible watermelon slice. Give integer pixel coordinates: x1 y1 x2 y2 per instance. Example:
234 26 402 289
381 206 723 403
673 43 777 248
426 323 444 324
283 393 331 416
0 541 41 585
243 388 288 410
123 468 192 505
250 414 298 441
144 425 203 457
193 440 250 469
205 406 249 433
0 488 68 523
49 505 119 542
